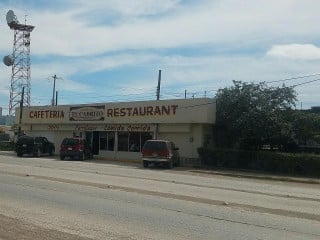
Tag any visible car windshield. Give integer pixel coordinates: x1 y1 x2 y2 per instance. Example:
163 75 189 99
34 137 43 143
143 141 167 151
62 138 79 146
17 136 33 144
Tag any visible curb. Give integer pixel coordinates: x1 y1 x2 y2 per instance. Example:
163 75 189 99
189 169 320 184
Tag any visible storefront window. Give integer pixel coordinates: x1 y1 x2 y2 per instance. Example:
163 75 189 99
118 132 153 152
98 131 152 152
100 132 107 150
129 132 141 152
118 132 129 151
108 132 115 151
99 131 114 151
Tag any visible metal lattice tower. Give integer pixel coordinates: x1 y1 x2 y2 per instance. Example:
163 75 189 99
7 17 35 115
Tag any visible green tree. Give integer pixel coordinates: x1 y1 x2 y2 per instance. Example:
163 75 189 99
289 111 320 145
214 80 297 149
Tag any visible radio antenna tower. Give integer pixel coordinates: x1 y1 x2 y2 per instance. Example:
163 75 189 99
3 10 35 115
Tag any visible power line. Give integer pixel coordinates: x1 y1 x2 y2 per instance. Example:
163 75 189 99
27 73 320 107
266 73 320 83
290 78 320 88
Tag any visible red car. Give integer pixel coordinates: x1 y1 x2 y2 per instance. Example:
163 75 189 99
60 137 93 160
141 140 180 168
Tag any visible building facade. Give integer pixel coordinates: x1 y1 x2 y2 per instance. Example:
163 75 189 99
15 98 216 161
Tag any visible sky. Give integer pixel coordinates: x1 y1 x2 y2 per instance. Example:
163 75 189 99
1 0 320 115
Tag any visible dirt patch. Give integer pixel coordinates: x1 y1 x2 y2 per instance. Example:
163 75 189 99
0 213 93 240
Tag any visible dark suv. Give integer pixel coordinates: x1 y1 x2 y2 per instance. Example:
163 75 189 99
15 135 55 157
60 138 93 160
141 140 180 168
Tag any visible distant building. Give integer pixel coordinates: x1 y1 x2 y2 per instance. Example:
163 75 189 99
0 107 15 126
310 106 320 113
0 107 4 125
0 109 14 141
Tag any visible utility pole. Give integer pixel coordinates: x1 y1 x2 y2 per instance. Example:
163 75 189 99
56 91 58 106
18 87 25 135
155 70 162 140
156 70 161 100
51 74 61 106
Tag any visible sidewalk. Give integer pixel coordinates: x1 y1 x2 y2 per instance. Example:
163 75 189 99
188 167 320 184
95 156 320 184
1 150 319 184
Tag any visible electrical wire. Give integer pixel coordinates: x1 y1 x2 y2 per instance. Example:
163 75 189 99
266 73 320 83
21 73 320 108
290 78 320 88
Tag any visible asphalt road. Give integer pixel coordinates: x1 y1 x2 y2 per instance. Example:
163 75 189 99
0 151 319 240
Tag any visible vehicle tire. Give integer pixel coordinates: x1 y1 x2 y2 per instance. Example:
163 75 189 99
17 152 22 157
167 159 174 169
60 155 65 160
34 148 41 157
143 161 148 168
49 148 54 156
175 159 180 167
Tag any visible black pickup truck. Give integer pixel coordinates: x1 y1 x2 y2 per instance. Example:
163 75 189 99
15 136 55 157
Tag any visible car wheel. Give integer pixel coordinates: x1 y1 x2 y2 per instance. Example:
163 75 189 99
49 148 54 156
175 159 180 167
143 161 148 168
17 152 22 157
34 148 41 157
167 159 174 169
60 155 65 160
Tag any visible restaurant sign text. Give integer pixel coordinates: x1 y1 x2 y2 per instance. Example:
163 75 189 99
69 106 105 121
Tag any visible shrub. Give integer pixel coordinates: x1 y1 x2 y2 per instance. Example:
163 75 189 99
197 147 320 177
0 141 15 151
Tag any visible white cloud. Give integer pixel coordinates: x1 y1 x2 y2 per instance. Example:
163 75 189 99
31 53 160 79
266 44 320 60
2 0 320 110
3 0 318 57
72 0 181 18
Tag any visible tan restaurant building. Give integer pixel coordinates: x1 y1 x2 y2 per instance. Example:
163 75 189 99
15 98 216 162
